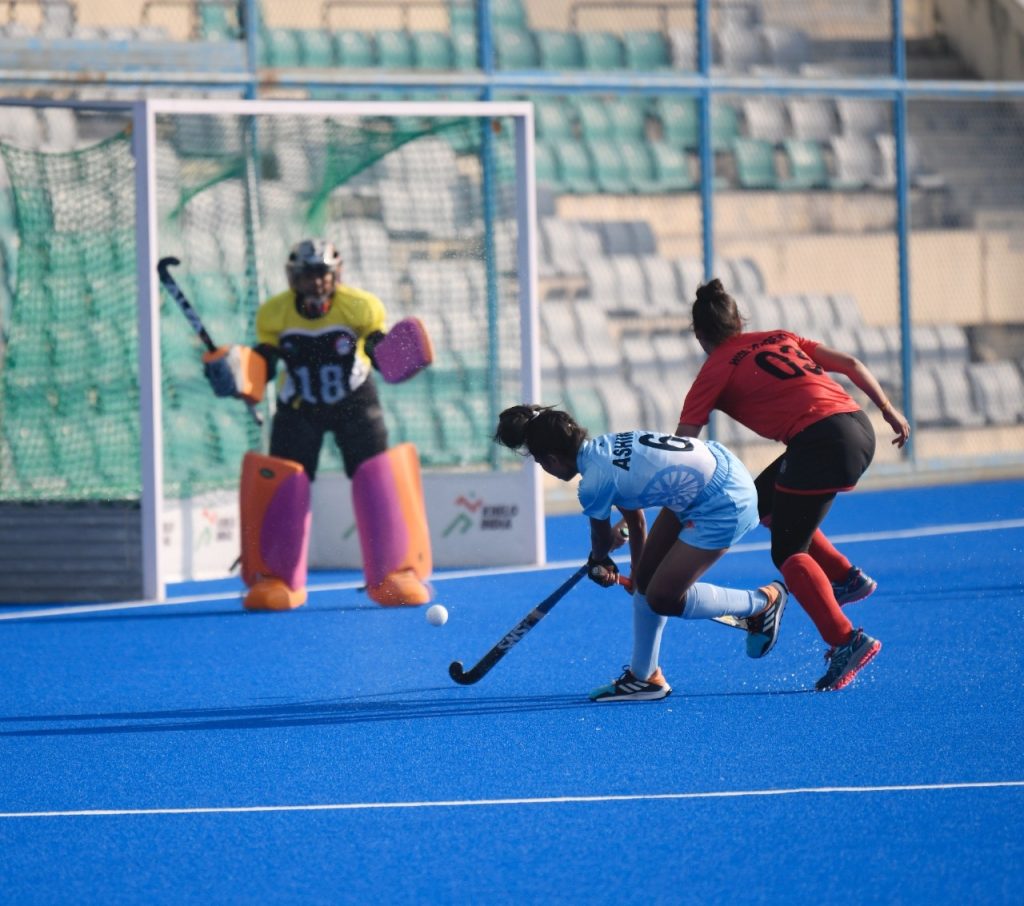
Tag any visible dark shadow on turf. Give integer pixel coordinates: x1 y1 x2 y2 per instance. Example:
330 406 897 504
0 687 811 736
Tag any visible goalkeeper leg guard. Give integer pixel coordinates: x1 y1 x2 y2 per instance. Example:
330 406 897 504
351 443 432 607
240 452 311 611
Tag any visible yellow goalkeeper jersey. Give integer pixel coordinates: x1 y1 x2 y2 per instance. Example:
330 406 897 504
255 284 387 407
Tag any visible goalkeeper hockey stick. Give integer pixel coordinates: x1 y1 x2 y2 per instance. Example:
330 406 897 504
157 256 263 427
448 565 588 686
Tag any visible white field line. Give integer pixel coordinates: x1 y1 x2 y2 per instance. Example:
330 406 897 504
2 516 1023 622
2 780 1022 820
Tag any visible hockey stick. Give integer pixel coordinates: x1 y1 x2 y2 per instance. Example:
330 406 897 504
448 565 588 686
615 575 749 630
156 256 264 427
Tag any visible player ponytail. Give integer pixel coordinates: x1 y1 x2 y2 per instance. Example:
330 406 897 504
692 278 744 347
494 404 587 459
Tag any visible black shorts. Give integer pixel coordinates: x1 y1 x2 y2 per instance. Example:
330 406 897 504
269 379 389 480
763 410 875 495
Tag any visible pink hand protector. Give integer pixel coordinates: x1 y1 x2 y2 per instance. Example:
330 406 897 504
374 317 434 383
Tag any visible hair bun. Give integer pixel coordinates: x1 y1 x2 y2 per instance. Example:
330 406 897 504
695 278 725 304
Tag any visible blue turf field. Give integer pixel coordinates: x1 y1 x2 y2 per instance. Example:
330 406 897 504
1 478 1023 904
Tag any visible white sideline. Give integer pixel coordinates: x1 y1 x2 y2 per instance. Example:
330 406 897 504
2 516 1023 622
1 780 1022 820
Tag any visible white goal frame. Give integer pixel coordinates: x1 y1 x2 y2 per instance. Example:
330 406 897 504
132 98 543 601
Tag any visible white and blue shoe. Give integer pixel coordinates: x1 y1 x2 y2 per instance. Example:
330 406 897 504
590 666 672 703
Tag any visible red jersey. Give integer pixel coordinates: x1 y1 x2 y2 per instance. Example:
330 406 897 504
679 330 861 443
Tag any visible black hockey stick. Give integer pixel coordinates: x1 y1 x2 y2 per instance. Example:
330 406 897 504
157 256 263 427
449 565 588 686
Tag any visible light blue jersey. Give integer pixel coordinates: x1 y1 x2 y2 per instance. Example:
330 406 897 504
576 431 759 550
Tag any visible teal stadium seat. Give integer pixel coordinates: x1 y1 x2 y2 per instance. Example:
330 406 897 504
493 26 538 68
263 28 302 68
732 137 779 188
534 30 583 69
604 98 648 142
452 30 477 68
712 102 741 152
299 30 335 67
655 97 699 149
198 2 238 40
587 140 631 194
782 139 829 189
535 97 576 142
648 141 696 190
534 141 560 189
377 30 415 68
553 143 598 194
575 97 614 143
619 143 660 193
334 30 376 68
579 32 625 70
412 31 454 70
623 30 670 70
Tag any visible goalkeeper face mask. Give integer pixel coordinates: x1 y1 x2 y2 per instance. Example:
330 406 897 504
293 266 337 318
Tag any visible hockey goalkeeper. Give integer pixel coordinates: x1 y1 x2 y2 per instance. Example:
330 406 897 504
203 238 434 610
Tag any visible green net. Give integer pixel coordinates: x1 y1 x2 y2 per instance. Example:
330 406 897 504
0 105 525 503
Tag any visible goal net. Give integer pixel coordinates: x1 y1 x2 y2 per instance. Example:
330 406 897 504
0 98 542 602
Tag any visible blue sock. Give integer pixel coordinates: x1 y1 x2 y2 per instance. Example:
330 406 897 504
630 591 667 680
681 583 767 620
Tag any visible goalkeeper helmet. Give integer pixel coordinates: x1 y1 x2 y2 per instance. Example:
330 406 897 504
286 238 342 318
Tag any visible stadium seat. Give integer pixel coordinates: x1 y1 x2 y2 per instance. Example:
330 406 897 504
334 31 375 68
553 143 598 194
711 102 741 152
534 97 576 142
605 98 648 142
564 384 609 435
493 27 538 68
412 31 454 70
579 32 625 70
828 134 879 190
263 28 302 68
786 97 837 143
968 362 1024 425
782 139 829 189
668 28 695 70
715 25 764 73
732 137 778 188
654 97 699 149
640 255 683 309
452 29 477 68
587 141 632 193
376 30 415 69
534 30 583 69
619 143 660 193
534 141 560 190
759 25 810 70
647 141 696 191
575 98 614 143
836 98 890 136
299 30 335 67
623 30 670 70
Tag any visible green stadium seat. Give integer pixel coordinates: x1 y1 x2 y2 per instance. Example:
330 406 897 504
655 97 699 149
412 31 454 70
648 141 696 190
493 26 538 68
605 98 648 142
587 140 631 193
377 30 414 68
579 32 625 70
534 141 560 189
782 138 829 189
452 30 477 69
534 30 583 69
575 97 614 142
712 102 741 152
299 30 335 67
553 142 598 194
619 143 660 193
198 3 238 40
491 0 528 28
448 1 476 32
334 30 375 68
732 137 779 189
623 30 670 70
534 97 576 142
263 28 302 68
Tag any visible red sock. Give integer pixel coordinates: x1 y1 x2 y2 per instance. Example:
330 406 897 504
808 530 852 582
781 553 853 647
